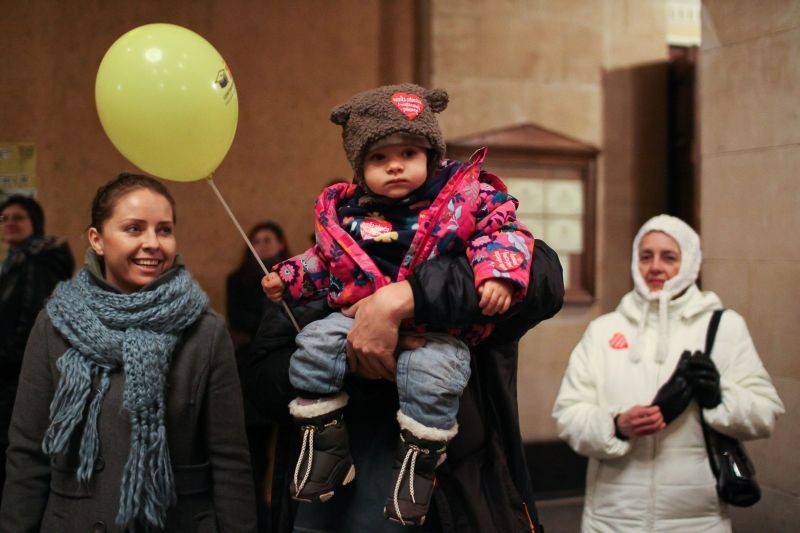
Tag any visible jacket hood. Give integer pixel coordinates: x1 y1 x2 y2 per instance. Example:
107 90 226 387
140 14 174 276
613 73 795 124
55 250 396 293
618 284 722 363
627 215 704 363
631 214 701 301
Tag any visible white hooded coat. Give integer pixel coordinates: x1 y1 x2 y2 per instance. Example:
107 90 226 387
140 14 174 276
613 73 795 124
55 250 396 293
552 216 784 533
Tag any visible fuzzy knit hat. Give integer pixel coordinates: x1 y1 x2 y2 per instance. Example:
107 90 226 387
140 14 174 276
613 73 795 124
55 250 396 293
330 83 449 183
629 214 702 363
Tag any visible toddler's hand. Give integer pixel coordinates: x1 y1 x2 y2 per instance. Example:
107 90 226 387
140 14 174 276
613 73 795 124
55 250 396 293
261 272 285 302
478 279 513 316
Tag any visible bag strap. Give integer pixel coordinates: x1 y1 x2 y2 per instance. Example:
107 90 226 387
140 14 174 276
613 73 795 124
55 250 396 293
704 309 725 356
700 308 726 474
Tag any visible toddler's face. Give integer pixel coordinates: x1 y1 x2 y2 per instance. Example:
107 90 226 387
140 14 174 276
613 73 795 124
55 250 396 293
363 143 427 199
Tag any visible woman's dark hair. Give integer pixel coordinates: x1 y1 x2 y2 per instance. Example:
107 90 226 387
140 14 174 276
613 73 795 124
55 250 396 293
237 221 290 272
0 195 45 237
90 173 176 229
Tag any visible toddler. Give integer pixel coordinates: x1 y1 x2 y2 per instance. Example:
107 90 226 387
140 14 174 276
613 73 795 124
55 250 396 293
263 83 533 526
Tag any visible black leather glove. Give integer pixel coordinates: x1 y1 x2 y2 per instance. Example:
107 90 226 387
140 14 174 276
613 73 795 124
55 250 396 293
685 350 722 408
652 350 694 424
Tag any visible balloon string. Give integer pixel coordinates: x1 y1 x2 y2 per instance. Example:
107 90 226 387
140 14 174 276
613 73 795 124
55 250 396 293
205 176 302 334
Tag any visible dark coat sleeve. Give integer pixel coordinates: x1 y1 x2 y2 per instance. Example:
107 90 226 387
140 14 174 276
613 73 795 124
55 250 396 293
0 312 56 532
0 243 73 374
238 300 332 424
202 316 258 532
226 270 267 341
408 238 564 340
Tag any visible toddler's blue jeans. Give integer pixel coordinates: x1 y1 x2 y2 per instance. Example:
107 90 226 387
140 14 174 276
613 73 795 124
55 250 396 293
289 312 471 430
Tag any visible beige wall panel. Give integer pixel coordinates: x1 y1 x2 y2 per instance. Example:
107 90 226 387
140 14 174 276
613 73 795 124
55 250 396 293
746 262 800 380
538 0 605 23
433 0 537 19
437 80 528 137
701 259 752 315
701 147 800 262
522 84 602 145
704 260 800 379
702 0 800 50
598 205 636 309
433 0 668 442
700 1 800 526
517 319 591 440
729 485 800 532
700 28 800 154
603 0 669 68
731 377 800 512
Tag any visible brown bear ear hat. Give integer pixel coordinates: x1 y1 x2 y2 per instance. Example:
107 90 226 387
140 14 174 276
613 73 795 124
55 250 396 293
330 83 449 184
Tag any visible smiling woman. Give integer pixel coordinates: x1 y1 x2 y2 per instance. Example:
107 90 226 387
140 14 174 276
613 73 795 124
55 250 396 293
0 174 256 532
87 184 177 292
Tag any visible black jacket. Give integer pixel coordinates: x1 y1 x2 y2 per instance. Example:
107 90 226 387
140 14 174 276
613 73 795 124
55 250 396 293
0 236 73 446
240 239 563 533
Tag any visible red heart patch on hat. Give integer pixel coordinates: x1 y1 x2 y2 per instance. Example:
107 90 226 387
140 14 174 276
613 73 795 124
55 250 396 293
391 92 424 120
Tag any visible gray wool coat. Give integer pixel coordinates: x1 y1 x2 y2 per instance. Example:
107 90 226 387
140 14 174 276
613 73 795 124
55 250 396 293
0 305 257 532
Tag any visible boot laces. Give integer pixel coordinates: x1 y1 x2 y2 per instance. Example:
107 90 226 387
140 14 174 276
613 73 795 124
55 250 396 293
393 443 427 526
294 425 315 497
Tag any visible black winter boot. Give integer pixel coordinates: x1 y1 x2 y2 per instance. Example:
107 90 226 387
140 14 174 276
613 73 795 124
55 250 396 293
289 395 355 503
384 429 448 526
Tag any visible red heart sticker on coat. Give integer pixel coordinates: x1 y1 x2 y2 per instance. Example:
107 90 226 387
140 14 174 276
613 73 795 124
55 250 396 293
391 92 424 120
360 218 393 240
609 332 629 350
490 249 524 272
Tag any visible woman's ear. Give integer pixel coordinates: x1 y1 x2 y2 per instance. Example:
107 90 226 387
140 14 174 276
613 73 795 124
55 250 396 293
87 227 104 256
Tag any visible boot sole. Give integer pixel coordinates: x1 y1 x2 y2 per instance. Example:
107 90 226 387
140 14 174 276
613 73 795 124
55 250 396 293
292 463 356 503
384 510 426 526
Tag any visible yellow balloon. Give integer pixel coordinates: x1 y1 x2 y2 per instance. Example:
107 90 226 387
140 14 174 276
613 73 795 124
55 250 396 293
95 23 238 182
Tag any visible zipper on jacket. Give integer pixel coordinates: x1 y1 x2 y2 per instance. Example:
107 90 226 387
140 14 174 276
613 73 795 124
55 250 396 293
647 432 658 531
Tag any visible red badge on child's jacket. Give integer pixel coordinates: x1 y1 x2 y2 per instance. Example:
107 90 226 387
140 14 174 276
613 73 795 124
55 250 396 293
360 218 393 240
490 249 524 271
609 332 629 350
391 93 424 120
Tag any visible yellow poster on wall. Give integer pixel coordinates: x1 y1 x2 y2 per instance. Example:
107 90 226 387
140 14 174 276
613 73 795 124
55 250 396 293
0 143 37 197
0 143 37 263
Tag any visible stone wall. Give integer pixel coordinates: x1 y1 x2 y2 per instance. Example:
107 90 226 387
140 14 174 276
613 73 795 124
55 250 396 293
430 0 668 440
700 1 800 528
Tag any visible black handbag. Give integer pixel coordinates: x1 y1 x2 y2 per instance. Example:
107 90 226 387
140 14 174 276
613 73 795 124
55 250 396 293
700 309 761 507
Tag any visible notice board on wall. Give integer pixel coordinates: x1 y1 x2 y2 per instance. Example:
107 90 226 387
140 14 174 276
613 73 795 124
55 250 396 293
448 124 598 304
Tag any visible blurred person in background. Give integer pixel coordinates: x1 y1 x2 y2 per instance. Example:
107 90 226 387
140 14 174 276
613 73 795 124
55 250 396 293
227 221 290 349
226 221 290 532
0 195 73 502
552 215 784 532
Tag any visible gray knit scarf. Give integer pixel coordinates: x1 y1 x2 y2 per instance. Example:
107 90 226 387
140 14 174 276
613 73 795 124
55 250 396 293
44 267 208 530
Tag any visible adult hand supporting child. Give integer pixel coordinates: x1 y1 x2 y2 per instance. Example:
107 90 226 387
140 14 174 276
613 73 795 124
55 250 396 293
342 280 425 381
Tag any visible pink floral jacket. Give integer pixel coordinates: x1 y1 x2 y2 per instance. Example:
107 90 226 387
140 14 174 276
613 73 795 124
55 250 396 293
274 148 534 342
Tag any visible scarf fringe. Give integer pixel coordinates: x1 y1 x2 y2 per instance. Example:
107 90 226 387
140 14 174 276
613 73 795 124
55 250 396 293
45 268 207 529
42 350 93 455
77 367 110 482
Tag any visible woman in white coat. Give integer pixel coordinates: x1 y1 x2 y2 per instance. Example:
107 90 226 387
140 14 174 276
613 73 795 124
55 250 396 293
552 215 784 532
